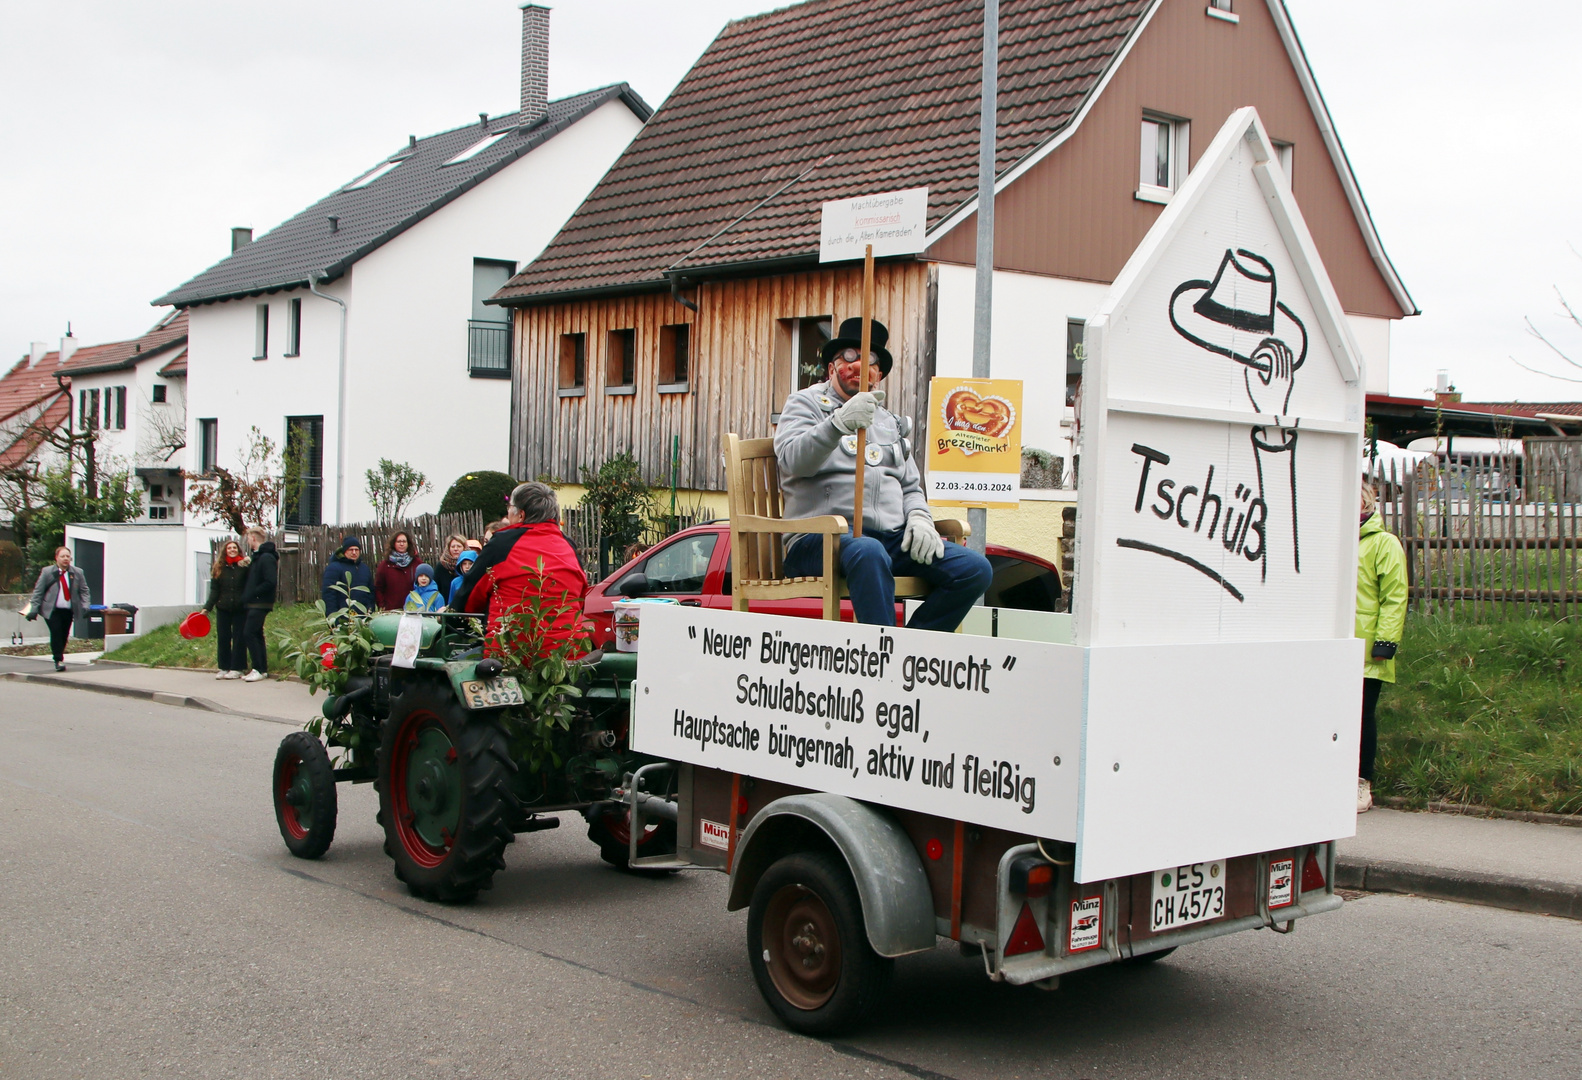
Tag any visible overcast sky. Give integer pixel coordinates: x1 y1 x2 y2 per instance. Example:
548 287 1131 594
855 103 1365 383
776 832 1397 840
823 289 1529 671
4 0 1580 407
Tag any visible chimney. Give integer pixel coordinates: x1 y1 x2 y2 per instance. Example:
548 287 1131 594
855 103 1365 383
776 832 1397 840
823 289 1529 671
231 227 253 252
60 331 79 365
519 4 549 127
1433 369 1461 406
29 341 48 366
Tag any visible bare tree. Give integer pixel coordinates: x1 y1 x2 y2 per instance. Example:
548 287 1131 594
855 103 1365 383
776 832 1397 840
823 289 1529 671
138 398 187 465
1512 248 1582 384
184 426 284 534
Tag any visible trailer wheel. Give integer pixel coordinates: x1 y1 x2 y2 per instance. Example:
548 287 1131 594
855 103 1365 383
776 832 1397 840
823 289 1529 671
377 682 518 902
273 732 337 859
586 809 677 874
747 851 893 1035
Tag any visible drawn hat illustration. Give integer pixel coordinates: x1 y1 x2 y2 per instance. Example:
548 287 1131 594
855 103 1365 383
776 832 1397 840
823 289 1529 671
1169 248 1307 372
820 316 893 375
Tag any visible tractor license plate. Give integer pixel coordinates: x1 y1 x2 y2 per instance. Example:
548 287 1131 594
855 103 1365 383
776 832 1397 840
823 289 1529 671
1150 860 1226 932
461 677 525 710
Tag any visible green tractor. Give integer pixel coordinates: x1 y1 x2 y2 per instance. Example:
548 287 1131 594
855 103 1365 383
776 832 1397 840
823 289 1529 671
270 611 675 901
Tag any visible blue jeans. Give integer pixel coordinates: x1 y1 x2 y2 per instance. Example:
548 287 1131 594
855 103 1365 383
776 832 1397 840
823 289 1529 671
783 528 993 632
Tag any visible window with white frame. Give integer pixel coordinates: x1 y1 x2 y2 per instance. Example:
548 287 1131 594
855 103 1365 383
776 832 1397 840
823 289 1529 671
285 297 302 356
1273 141 1294 185
254 303 269 360
1138 114 1189 204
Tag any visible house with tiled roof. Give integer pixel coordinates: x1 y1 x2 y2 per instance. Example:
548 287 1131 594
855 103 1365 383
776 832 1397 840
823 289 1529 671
153 7 650 525
56 310 189 521
493 0 1416 554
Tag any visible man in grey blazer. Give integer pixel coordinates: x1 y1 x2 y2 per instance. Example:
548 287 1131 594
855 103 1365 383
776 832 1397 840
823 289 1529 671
25 546 90 670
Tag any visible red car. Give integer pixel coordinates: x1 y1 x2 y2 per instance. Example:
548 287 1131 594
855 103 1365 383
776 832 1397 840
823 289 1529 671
583 520 1063 650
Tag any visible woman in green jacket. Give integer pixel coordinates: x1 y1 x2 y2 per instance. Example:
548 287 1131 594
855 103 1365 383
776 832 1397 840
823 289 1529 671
1356 481 1408 812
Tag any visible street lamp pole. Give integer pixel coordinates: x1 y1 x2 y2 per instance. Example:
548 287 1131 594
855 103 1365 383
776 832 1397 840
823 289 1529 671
968 0 997 554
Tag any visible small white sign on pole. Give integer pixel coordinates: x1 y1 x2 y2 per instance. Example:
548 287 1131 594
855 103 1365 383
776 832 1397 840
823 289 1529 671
819 187 929 262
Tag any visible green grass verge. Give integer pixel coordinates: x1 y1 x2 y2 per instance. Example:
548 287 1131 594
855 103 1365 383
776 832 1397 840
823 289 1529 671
1377 614 1582 816
109 604 325 673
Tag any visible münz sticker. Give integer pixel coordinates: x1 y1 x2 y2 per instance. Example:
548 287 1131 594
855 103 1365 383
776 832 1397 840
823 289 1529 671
1069 896 1102 952
1268 858 1295 909
698 819 731 851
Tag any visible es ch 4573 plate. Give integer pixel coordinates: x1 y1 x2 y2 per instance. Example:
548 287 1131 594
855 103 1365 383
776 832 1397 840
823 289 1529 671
460 677 526 710
1151 860 1226 932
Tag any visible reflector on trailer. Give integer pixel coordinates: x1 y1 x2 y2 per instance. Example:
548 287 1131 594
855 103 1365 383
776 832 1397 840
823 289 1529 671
1301 849 1327 892
1009 854 1055 898
1003 901 1046 957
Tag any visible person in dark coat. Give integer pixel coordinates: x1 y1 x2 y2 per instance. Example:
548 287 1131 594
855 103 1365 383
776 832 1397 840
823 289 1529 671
204 538 251 679
321 536 374 616
240 526 278 681
24 546 90 671
373 530 418 610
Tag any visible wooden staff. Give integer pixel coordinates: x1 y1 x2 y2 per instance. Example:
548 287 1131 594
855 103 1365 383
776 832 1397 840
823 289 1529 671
852 243 875 537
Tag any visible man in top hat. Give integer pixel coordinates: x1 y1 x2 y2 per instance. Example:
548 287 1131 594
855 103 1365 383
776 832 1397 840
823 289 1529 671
774 317 993 631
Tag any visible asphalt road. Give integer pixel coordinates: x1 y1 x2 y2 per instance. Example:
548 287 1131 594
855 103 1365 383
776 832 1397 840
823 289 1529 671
2 681 1579 1080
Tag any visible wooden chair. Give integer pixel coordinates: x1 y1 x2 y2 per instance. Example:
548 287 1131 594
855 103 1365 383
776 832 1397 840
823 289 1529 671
722 433 967 622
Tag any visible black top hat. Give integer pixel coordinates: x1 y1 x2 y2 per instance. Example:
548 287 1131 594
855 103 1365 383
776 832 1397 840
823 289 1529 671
820 317 893 376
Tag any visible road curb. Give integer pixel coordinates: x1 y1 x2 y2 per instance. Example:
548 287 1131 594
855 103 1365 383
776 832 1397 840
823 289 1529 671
1336 856 1581 921
0 671 299 726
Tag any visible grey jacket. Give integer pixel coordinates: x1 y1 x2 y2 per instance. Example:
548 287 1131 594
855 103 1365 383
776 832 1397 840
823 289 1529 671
28 564 90 619
774 381 928 539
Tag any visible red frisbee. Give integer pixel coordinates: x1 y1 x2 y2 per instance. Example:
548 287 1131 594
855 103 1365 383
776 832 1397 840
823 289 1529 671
179 611 211 639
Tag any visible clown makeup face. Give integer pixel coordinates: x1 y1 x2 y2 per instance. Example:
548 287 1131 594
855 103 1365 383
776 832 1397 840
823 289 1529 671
827 348 886 399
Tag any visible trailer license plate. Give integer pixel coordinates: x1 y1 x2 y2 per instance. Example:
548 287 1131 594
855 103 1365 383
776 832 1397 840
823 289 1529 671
461 677 525 709
1151 861 1226 932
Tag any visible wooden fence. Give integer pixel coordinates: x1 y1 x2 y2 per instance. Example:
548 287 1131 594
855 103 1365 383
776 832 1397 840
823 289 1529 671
228 503 717 605
1371 449 1582 619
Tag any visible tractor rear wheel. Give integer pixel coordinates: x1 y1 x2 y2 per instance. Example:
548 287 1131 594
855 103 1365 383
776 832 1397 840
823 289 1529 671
273 732 337 859
377 681 518 902
586 808 677 873
747 851 892 1036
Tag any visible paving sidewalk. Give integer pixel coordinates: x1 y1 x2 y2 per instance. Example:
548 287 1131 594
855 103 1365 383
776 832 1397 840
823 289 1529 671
1 659 316 726
4 658 1579 921
1338 807 1581 920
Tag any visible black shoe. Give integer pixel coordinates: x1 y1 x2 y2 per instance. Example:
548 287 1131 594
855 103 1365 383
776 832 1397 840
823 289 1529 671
54 661 66 672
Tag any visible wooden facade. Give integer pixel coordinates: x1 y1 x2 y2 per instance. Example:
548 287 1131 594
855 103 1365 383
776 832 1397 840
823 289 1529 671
510 261 934 490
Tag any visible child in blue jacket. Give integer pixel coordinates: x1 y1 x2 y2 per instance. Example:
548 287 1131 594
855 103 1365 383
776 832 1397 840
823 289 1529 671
404 563 445 612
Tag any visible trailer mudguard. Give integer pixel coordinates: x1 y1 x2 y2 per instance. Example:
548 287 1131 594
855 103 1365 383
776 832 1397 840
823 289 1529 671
727 793 936 958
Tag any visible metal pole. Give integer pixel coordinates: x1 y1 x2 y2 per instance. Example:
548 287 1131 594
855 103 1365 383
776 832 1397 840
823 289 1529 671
967 0 997 555
853 244 875 537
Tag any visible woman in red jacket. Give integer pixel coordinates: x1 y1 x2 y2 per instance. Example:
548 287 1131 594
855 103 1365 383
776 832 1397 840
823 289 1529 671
373 531 419 610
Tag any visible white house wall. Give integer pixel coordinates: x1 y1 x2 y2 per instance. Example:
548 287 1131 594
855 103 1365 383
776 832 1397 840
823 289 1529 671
184 285 344 527
344 98 644 521
183 98 642 527
1347 314 1391 395
933 262 1109 463
69 357 186 520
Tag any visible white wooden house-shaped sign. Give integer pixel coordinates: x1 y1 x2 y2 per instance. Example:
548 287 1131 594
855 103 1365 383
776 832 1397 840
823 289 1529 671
630 108 1364 886
1071 107 1365 881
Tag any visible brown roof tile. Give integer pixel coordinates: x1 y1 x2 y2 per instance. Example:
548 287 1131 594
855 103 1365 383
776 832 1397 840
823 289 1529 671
496 0 1150 302
56 310 187 377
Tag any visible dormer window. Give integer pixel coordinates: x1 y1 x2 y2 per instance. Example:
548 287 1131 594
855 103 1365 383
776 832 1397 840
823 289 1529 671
1206 0 1238 23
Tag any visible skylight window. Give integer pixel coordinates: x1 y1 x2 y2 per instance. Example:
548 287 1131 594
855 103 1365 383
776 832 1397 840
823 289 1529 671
443 130 513 166
344 158 403 190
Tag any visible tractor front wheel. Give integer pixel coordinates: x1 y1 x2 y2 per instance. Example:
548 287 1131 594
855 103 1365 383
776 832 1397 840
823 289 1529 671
273 731 337 859
747 851 892 1035
377 682 518 902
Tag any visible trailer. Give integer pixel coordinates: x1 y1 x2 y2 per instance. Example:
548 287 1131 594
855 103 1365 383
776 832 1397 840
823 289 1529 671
620 108 1369 1033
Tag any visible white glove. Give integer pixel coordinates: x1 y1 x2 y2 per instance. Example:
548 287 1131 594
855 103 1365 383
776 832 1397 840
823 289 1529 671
830 390 886 435
902 510 945 565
